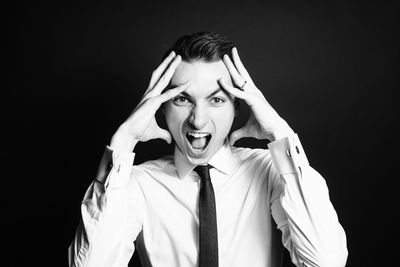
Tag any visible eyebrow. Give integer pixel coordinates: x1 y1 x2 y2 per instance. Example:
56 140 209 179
179 88 228 99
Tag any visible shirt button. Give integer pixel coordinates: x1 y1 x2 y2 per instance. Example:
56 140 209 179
286 150 291 157
295 146 300 154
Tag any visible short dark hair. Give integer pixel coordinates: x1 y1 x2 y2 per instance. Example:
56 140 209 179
163 32 234 62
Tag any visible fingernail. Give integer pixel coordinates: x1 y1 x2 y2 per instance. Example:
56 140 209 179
170 51 175 57
233 47 237 53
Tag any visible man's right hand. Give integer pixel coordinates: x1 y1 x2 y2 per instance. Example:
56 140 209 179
110 51 187 153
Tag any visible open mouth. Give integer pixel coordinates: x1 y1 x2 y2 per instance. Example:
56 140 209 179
186 132 212 151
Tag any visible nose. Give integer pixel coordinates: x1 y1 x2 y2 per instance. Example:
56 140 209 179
188 104 209 130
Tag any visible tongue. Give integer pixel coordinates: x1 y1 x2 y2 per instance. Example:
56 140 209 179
191 137 207 149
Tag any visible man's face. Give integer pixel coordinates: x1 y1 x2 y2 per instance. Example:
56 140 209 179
164 60 236 165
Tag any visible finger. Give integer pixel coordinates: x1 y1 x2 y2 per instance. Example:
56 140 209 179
219 78 248 100
231 47 252 83
156 82 189 104
223 54 246 89
143 55 182 101
148 51 176 90
151 55 182 95
229 128 247 145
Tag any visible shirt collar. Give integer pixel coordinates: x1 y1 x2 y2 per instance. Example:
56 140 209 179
174 140 239 179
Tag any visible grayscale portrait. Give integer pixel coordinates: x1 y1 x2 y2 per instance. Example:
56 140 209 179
6 1 396 267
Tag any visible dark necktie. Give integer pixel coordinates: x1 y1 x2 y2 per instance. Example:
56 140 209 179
194 165 219 267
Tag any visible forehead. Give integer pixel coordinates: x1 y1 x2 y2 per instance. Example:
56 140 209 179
170 60 232 95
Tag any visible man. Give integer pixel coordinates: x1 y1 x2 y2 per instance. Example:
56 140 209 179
69 32 348 267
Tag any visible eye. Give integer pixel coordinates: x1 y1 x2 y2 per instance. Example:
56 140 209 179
172 96 191 105
210 97 225 104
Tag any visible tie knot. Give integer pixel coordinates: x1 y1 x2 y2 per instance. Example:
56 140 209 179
194 165 212 181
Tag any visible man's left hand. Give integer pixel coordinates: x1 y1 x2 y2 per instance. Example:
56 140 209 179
219 47 294 145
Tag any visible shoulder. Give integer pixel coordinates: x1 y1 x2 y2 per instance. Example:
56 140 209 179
131 155 182 185
231 146 273 166
230 146 276 181
133 155 174 171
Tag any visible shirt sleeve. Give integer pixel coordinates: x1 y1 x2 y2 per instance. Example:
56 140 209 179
268 134 348 267
68 146 144 267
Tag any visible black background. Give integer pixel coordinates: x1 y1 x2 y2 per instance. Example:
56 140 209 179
4 0 398 266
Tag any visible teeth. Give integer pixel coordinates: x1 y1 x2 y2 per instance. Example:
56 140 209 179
187 132 210 138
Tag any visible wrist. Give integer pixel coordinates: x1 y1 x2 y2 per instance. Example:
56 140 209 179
110 132 139 153
269 123 294 142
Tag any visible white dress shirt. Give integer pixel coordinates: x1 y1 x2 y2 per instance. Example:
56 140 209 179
69 134 348 267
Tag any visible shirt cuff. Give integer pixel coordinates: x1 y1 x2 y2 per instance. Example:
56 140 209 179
95 146 135 189
267 134 309 175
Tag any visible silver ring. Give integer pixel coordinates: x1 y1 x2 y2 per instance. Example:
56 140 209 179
240 80 247 90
